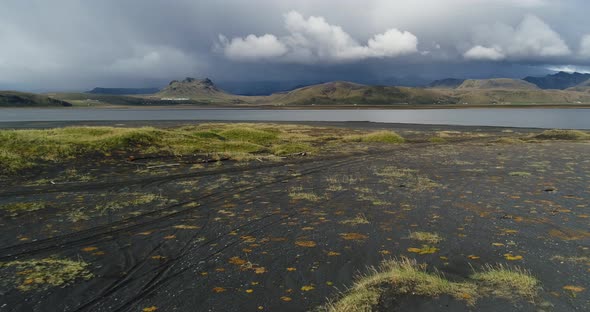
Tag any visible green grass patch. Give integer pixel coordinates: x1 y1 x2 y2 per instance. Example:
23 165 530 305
270 142 314 155
471 264 539 300
0 201 46 216
346 131 405 144
492 137 526 144
0 257 93 291
429 137 447 143
324 258 540 312
288 186 324 202
340 213 370 225
0 123 406 173
218 127 278 145
409 231 442 244
95 193 161 214
533 129 590 141
509 171 531 177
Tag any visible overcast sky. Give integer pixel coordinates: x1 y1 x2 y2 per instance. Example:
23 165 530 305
1 0 590 91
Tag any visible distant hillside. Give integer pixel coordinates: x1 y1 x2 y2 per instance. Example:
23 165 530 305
216 80 325 96
87 87 159 95
524 72 590 90
144 78 590 106
427 78 465 89
268 81 459 105
40 77 590 107
0 91 71 107
457 79 539 90
567 79 590 92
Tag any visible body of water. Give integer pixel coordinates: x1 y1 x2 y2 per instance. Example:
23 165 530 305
0 108 589 129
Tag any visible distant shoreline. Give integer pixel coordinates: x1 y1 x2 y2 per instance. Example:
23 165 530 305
3 103 590 110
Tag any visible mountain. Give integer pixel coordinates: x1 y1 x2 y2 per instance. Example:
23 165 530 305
86 87 160 95
457 79 539 90
524 72 590 90
154 77 229 100
47 77 590 107
427 78 465 89
267 81 459 105
0 91 71 107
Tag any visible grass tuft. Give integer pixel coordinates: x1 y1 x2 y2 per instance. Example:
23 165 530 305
323 258 540 312
340 213 370 225
325 258 477 312
470 264 539 300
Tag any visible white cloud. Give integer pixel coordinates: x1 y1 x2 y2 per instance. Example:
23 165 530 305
464 45 506 61
546 65 590 74
218 34 288 61
580 34 590 58
217 11 418 63
463 15 570 61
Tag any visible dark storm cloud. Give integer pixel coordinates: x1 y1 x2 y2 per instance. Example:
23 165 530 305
1 0 589 91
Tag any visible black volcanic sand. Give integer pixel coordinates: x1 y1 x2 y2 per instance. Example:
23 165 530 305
0 122 589 312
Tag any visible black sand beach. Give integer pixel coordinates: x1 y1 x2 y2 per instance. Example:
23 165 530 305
0 122 588 311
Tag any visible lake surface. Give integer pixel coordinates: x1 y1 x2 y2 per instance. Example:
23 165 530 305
1 108 589 129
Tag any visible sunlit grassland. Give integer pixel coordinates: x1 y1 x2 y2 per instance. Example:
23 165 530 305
0 123 407 173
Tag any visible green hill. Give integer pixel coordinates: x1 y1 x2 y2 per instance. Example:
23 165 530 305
8 77 590 107
566 79 590 92
456 79 539 90
267 81 459 105
0 91 71 107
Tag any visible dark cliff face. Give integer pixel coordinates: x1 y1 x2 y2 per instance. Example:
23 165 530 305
524 72 590 90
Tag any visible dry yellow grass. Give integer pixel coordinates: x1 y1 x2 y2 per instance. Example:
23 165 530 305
323 258 540 312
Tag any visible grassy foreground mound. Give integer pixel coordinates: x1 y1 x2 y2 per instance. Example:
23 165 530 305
0 124 404 173
324 258 539 312
533 129 590 140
